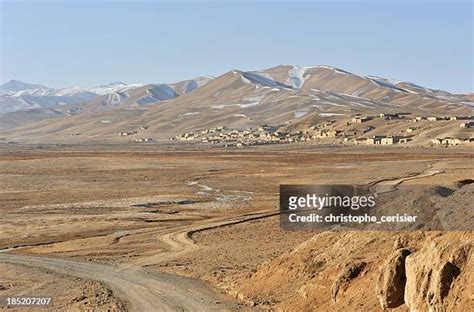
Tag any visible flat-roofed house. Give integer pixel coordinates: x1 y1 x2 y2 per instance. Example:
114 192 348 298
460 121 474 128
351 116 370 123
380 136 402 145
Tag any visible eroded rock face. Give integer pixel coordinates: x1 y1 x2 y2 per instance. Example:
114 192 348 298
331 261 367 302
404 236 471 312
376 248 411 309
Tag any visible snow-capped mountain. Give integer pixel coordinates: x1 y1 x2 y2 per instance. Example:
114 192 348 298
0 84 99 113
0 78 212 114
0 80 48 94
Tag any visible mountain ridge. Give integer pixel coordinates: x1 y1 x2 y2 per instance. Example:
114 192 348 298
0 64 472 143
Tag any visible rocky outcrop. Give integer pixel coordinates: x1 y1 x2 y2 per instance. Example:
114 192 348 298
232 232 471 311
376 248 411 309
404 235 471 312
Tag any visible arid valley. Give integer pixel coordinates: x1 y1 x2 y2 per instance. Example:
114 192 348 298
1 2 473 309
0 143 472 311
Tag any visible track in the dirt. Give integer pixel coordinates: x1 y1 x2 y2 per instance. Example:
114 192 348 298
0 210 278 311
0 253 235 311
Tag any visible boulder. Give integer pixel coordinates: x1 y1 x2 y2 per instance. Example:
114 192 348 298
404 237 471 312
376 248 411 309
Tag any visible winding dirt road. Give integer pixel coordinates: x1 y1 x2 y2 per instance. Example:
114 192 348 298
128 210 280 268
369 164 445 194
0 210 279 311
0 252 234 311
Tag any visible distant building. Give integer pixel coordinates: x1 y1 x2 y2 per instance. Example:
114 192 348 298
380 113 401 120
460 121 474 128
431 137 473 146
366 138 377 145
365 135 388 145
380 136 403 145
351 116 371 123
380 137 395 145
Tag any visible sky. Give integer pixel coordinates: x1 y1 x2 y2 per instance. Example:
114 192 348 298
0 0 473 93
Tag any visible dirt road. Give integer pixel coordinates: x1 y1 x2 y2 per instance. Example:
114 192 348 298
370 163 445 193
129 210 280 268
0 253 235 311
0 210 281 311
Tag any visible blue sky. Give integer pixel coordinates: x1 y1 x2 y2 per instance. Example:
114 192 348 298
1 0 472 93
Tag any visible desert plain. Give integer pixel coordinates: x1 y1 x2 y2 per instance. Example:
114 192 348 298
0 143 472 311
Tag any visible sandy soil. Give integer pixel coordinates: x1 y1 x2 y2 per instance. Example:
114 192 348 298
0 262 128 311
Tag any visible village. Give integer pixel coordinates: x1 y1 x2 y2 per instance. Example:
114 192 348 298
171 125 296 147
170 112 474 148
117 125 156 143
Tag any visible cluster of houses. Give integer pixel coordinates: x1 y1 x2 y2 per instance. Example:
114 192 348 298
349 113 473 147
431 137 473 146
413 115 473 122
354 135 412 145
119 125 148 137
117 125 154 143
171 125 341 147
168 111 473 148
172 123 418 147
171 120 415 147
351 113 473 125
351 113 409 123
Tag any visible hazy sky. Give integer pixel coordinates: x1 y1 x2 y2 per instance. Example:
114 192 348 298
1 0 472 93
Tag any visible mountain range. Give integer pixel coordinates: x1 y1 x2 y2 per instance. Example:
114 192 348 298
0 65 472 143
0 77 213 114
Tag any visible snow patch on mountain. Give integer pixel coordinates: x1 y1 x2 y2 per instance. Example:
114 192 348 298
103 92 127 105
366 76 409 93
319 112 346 116
241 71 292 89
11 88 55 97
294 109 310 118
88 82 146 95
211 101 260 109
169 76 212 95
185 76 213 93
181 112 200 116
55 87 96 97
287 66 309 89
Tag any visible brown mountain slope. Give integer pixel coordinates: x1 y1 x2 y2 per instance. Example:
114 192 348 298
1 65 472 143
